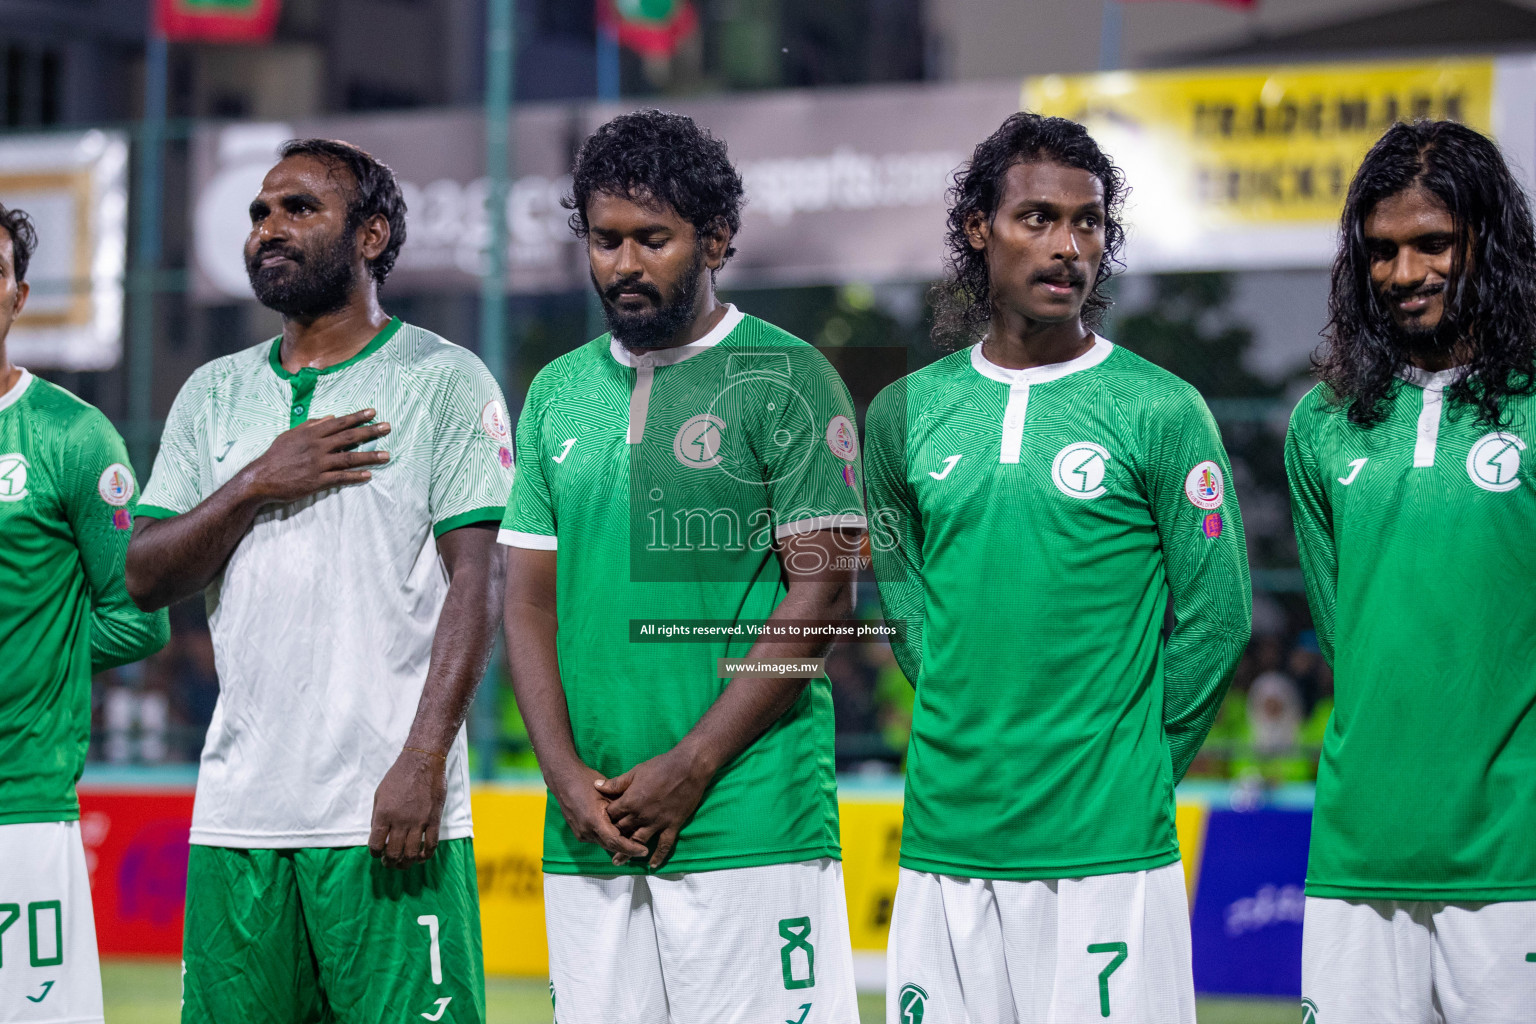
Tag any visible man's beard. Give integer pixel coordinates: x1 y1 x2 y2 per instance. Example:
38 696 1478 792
247 227 359 319
1380 282 1462 363
593 245 705 350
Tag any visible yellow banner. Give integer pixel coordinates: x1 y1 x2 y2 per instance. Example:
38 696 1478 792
472 785 1214 972
1022 60 1494 226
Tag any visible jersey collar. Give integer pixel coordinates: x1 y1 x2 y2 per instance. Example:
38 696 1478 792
608 304 743 369
969 333 1113 386
268 317 403 381
1396 363 1468 391
0 369 34 415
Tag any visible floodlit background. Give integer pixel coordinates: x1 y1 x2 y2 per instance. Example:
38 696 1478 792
7 0 1536 1019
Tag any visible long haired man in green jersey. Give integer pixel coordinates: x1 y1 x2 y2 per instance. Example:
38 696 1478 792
500 110 866 1023
0 204 168 1023
865 113 1252 1023
1289 121 1536 1022
124 141 510 1023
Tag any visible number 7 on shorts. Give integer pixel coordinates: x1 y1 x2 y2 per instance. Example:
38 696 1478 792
1087 942 1128 1018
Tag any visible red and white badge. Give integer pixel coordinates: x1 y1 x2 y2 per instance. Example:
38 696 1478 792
98 463 134 506
481 400 510 442
1183 460 1224 510
825 415 858 462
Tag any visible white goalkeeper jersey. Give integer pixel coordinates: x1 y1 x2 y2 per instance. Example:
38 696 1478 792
138 319 512 847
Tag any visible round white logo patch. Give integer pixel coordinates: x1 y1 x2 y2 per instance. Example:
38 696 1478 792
825 415 858 462
1466 432 1525 492
1184 460 1225 510
674 414 726 469
0 453 28 502
1052 442 1110 500
481 400 510 442
98 463 135 506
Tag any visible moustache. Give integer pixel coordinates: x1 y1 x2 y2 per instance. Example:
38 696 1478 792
603 278 662 305
1381 281 1445 304
1033 267 1087 288
248 242 304 270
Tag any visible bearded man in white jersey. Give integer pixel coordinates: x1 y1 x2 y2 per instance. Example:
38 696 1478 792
126 139 509 1023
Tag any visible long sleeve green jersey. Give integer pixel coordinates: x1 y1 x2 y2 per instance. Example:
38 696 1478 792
864 338 1251 879
1287 371 1536 900
0 371 170 825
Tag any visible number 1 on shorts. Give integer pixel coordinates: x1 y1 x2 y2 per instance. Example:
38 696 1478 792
1086 942 1128 1018
416 915 442 985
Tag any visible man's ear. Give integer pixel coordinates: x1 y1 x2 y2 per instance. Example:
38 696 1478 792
701 217 732 270
359 213 391 263
11 280 27 319
964 209 990 252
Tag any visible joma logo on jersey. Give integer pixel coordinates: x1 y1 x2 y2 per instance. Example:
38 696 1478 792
0 453 29 501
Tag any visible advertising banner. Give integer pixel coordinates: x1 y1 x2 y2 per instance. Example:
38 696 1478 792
77 790 195 956
0 131 128 369
1022 59 1495 271
188 82 1022 303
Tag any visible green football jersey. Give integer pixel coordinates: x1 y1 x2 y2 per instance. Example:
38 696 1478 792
499 306 866 875
1287 369 1536 900
864 337 1251 879
0 371 169 825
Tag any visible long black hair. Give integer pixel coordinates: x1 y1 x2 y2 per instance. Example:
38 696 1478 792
931 111 1127 349
1320 120 1536 428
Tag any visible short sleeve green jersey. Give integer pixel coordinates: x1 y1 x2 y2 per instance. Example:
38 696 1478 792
138 319 511 848
1287 371 1536 900
864 338 1251 880
499 306 866 875
0 371 169 825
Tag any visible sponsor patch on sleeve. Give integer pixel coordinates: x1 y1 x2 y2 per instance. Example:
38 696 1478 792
1183 460 1224 510
481 400 510 442
111 508 132 531
98 464 135 506
825 415 858 461
498 446 513 469
1202 512 1223 539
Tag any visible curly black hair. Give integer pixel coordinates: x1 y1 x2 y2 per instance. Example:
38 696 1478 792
1319 120 1536 429
0 203 37 284
931 111 1127 348
564 109 744 265
279 138 408 287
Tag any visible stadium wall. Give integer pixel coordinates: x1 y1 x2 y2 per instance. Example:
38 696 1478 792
78 775 1313 996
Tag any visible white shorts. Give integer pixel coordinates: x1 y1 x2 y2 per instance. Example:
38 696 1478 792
886 861 1195 1024
1302 896 1536 1023
0 821 103 1024
543 857 858 1024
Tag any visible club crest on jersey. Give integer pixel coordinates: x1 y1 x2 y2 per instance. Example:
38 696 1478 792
0 453 29 501
1203 512 1223 538
1301 997 1320 1023
98 463 135 506
674 414 726 469
825 415 858 461
897 983 928 1024
1466 432 1524 492
1051 442 1110 500
481 400 510 442
1184 461 1224 509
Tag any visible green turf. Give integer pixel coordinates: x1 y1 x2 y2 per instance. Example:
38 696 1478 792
103 960 1294 1023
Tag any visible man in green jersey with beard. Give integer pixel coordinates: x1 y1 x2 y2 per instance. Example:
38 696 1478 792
0 204 169 1023
1289 121 1536 1023
865 113 1251 1024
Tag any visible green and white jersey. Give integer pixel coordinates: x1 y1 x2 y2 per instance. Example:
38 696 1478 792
865 337 1251 880
138 319 511 848
499 306 866 875
0 371 169 825
1287 370 1536 901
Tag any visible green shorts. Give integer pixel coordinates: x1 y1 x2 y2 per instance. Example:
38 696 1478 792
181 840 484 1024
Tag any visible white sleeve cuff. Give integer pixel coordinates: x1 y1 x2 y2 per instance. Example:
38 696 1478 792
773 513 867 540
498 529 558 550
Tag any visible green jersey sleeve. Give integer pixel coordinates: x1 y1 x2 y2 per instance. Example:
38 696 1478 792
58 413 170 671
1283 393 1337 666
760 346 866 539
137 366 210 520
1141 386 1252 782
864 382 924 687
499 370 557 546
428 352 515 537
